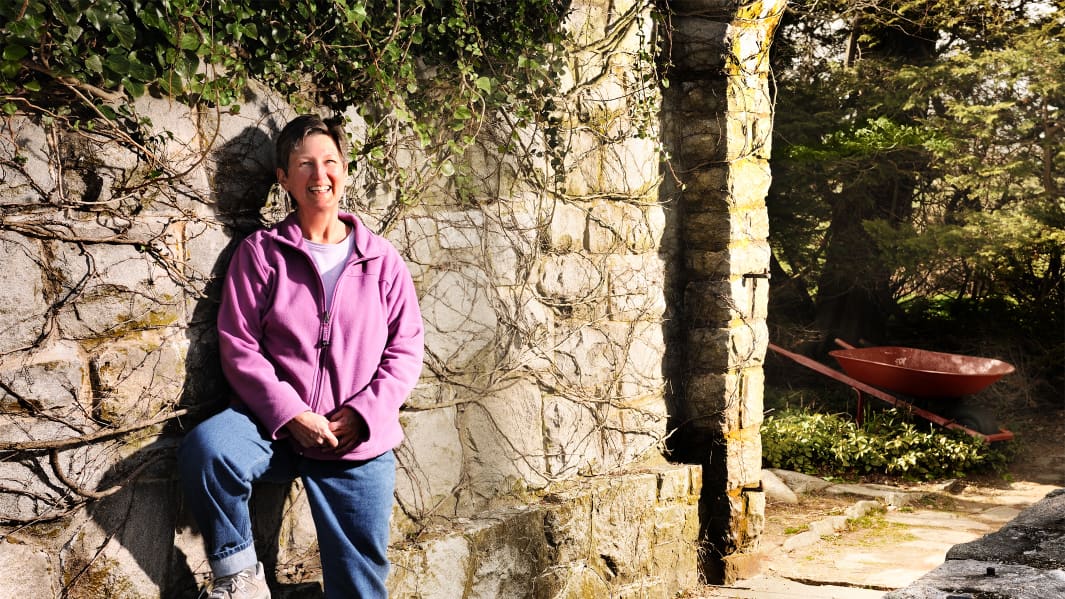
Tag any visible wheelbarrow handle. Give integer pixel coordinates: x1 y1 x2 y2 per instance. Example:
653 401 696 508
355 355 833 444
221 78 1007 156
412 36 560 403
834 338 857 350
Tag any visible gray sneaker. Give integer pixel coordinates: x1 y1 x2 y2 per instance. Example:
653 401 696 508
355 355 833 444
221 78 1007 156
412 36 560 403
203 562 271 599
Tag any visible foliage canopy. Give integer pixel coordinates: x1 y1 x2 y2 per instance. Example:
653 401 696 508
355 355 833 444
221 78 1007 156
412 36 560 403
1 0 570 176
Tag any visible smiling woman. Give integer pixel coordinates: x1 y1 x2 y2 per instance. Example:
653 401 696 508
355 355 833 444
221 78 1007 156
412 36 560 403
178 114 425 599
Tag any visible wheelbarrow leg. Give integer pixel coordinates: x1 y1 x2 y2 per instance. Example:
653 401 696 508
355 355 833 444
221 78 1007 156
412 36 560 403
853 388 865 427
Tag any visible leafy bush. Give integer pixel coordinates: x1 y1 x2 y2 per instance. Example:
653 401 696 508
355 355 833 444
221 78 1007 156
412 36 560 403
761 408 1009 479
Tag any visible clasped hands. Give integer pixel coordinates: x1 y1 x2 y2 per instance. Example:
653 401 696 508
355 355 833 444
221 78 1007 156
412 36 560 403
286 407 365 454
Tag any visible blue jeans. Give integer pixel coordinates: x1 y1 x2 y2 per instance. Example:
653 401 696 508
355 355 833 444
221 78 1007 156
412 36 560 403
178 408 395 599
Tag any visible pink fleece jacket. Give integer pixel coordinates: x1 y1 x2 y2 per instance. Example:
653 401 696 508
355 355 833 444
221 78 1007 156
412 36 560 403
217 211 424 461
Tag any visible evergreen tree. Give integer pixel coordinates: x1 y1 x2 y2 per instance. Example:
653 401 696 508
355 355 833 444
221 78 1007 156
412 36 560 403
768 0 1063 352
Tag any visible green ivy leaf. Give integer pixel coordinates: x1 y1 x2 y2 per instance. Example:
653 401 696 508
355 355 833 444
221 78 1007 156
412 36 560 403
178 31 200 51
2 45 29 61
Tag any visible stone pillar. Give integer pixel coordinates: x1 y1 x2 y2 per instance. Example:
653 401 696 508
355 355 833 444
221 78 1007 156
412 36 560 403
660 0 785 584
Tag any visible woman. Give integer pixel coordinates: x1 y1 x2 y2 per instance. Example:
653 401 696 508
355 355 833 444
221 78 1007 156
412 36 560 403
179 114 424 599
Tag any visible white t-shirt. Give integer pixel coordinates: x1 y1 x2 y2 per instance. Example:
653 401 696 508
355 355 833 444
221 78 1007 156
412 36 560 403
304 232 355 311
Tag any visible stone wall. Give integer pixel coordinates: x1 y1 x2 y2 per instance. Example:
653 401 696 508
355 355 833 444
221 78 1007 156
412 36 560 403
0 1 781 596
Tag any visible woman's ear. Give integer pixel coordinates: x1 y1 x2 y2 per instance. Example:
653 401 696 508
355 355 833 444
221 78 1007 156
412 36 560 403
276 167 288 189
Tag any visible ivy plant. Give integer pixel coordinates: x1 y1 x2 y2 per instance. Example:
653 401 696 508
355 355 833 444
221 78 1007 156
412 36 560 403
1 0 570 181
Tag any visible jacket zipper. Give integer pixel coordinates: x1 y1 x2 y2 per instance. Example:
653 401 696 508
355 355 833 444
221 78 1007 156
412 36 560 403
301 240 361 415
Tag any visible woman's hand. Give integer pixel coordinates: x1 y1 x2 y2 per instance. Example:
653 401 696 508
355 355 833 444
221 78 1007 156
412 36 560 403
285 411 339 450
327 407 367 454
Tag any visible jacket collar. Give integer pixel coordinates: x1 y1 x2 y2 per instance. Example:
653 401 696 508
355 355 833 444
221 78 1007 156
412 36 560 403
270 211 382 260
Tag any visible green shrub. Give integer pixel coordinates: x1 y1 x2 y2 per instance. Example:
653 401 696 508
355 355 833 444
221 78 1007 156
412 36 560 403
761 408 1009 479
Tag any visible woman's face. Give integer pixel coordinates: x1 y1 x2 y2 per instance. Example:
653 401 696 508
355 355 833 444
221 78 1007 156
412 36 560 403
277 132 347 213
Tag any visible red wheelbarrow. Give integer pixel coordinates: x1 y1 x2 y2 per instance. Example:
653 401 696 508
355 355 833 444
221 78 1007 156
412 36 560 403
768 339 1015 443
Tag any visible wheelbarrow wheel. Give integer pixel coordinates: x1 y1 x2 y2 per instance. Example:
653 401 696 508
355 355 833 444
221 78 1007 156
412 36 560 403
944 404 999 436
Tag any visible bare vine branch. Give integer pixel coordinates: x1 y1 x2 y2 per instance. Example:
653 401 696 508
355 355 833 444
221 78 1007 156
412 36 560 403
0 409 187 452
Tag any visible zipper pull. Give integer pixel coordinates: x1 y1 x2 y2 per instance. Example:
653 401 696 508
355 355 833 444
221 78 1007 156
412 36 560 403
319 311 332 347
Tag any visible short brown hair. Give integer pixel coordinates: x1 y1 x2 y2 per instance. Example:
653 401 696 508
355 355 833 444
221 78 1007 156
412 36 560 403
274 114 347 173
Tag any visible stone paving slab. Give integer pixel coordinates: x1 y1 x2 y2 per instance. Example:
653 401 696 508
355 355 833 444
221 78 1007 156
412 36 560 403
686 473 1063 599
696 574 885 598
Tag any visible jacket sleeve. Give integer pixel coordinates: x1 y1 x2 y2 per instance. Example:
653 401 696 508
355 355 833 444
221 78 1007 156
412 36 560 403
217 238 310 438
344 249 424 439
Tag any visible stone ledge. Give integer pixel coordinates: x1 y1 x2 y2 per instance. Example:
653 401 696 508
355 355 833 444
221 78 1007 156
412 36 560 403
388 461 702 599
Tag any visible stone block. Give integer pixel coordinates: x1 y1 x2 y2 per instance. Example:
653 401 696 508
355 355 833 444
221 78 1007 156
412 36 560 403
466 508 549 599
405 379 460 411
607 254 667 322
684 372 730 429
651 503 701 589
615 330 668 403
0 116 54 204
68 478 185 598
482 205 539 286
0 416 103 522
52 232 185 339
90 331 187 424
672 117 726 163
604 395 669 469
532 562 611 599
545 201 589 253
589 473 659 580
684 281 735 327
394 407 463 524
388 535 473 599
543 394 606 478
0 540 55 597
725 428 763 490
272 480 320 569
686 326 731 372
552 322 619 393
684 209 731 251
131 94 203 185
383 215 438 282
436 209 484 251
669 19 729 71
721 551 768 583
724 487 765 552
684 370 763 435
679 166 729 199
420 266 498 370
537 253 605 304
597 137 660 198
458 380 548 500
181 218 235 302
544 490 595 564
0 233 49 354
657 465 696 502
0 341 89 415
590 200 663 254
